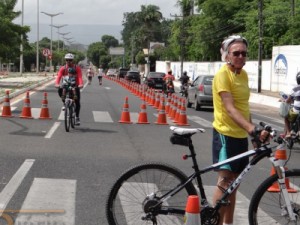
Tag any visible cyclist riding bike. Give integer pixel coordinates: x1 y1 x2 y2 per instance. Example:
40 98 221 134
55 53 83 125
98 67 103 85
87 67 94 85
179 71 190 95
283 71 300 138
163 69 175 95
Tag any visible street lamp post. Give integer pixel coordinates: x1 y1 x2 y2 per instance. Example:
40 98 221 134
51 24 67 51
20 0 24 75
41 11 63 72
36 0 39 73
57 32 70 51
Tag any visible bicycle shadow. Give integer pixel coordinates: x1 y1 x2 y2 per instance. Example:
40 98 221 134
71 127 118 134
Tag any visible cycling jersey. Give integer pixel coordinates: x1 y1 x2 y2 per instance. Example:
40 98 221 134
55 65 83 87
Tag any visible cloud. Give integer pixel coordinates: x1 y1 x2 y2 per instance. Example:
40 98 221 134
14 0 180 26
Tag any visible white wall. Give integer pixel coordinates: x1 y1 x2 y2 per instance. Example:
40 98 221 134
156 45 300 92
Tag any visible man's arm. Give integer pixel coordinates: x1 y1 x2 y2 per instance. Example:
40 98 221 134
220 91 255 135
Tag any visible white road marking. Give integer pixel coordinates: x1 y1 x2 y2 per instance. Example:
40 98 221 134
187 115 213 128
0 159 35 216
14 178 76 225
93 111 113 122
45 122 61 139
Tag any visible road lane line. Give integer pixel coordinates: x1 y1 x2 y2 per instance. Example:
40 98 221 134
44 122 61 139
187 115 212 128
14 178 76 225
93 111 113 122
0 159 35 215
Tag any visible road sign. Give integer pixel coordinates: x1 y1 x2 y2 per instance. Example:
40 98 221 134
42 48 51 57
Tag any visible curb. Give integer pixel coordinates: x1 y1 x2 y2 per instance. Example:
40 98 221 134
0 77 55 104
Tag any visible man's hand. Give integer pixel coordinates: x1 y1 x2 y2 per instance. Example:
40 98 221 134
250 126 271 148
78 85 83 89
54 84 60 88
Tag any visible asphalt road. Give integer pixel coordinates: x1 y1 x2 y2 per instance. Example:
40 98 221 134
0 76 299 225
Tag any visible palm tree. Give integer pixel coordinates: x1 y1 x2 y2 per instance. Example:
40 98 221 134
136 5 163 47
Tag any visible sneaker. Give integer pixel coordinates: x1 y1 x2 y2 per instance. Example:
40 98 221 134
62 106 65 111
75 117 80 126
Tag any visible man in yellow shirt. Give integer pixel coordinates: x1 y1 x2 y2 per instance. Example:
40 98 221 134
212 35 259 225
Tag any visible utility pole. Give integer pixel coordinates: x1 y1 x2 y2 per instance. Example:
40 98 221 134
170 13 185 77
258 0 263 93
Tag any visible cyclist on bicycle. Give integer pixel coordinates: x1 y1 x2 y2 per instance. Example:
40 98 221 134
179 71 190 94
283 71 300 138
212 35 268 225
163 69 175 94
98 66 104 85
55 53 83 125
87 67 94 85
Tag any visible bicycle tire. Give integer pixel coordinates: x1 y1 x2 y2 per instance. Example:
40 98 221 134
106 162 198 225
70 104 75 129
64 104 70 132
249 169 300 225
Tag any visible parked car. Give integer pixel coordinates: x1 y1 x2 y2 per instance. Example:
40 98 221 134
117 68 129 79
144 72 165 89
106 68 117 77
186 75 214 110
124 71 141 84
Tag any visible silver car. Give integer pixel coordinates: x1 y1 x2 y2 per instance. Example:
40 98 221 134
186 75 214 110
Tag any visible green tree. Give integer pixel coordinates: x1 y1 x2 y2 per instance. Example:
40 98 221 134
102 35 119 49
0 0 30 62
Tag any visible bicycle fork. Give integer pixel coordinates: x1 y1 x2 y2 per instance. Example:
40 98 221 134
270 155 297 221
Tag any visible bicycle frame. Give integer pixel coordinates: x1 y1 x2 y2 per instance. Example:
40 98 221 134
153 137 297 222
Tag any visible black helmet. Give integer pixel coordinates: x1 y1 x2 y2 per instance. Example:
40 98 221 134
183 71 187 75
296 72 300 85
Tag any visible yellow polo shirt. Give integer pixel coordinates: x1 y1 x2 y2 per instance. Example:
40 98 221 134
212 65 250 138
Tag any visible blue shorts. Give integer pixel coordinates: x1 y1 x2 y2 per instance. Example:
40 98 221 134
212 129 249 173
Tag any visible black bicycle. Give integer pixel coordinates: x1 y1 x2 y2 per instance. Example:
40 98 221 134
62 76 77 132
106 122 300 225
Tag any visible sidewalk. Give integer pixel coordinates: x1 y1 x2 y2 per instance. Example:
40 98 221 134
0 72 55 104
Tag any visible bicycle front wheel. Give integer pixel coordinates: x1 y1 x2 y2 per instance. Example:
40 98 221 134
106 162 197 225
70 104 75 128
64 104 70 132
249 169 300 225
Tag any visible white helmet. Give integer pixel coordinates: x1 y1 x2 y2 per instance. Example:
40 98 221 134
220 35 248 61
64 53 74 60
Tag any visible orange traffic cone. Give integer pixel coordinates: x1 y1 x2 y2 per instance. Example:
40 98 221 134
268 146 297 193
19 91 33 119
119 96 132 124
137 101 150 124
1 90 13 117
39 92 52 119
177 98 190 126
155 96 168 125
184 195 200 225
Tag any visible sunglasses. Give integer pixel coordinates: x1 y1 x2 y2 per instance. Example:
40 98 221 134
230 51 247 57
66 59 73 62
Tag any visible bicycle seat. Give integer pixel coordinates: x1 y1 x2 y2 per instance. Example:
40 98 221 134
170 126 205 135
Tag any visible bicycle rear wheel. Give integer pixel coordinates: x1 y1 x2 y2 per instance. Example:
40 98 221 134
106 162 197 225
64 104 70 132
249 169 300 225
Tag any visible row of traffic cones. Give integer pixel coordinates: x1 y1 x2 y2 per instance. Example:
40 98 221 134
106 76 190 125
1 91 51 119
118 94 189 125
